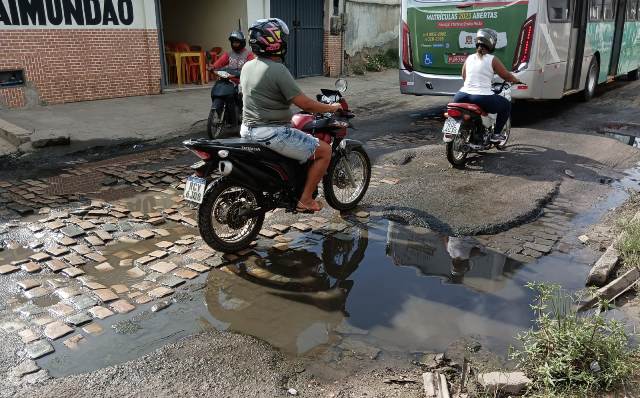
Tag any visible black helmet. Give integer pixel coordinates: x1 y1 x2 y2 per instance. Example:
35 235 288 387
475 28 498 53
229 31 246 49
249 18 289 58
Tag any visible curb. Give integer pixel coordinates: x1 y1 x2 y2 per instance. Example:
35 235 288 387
0 117 31 146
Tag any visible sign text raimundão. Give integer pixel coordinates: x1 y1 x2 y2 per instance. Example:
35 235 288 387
0 0 135 27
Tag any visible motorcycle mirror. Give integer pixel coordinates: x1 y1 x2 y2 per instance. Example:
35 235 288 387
335 79 348 93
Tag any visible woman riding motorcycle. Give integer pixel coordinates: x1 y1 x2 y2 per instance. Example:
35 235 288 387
240 18 342 213
453 28 521 142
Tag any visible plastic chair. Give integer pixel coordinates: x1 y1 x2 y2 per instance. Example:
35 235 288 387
174 42 203 84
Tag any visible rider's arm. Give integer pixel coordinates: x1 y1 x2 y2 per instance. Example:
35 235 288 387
247 52 256 61
212 53 229 69
292 94 341 114
461 62 467 81
492 57 520 84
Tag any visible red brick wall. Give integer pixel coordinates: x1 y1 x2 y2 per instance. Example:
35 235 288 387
0 29 161 108
324 32 343 78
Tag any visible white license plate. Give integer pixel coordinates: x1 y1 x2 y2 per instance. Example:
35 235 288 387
442 117 461 135
183 176 207 204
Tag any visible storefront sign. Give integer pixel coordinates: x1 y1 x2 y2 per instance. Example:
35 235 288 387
0 0 153 28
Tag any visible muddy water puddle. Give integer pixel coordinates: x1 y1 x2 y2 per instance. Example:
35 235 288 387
4 166 640 378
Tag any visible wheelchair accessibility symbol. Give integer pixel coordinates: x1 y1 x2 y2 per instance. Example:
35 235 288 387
424 53 433 66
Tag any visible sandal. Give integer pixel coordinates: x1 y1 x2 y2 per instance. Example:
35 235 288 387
296 200 323 214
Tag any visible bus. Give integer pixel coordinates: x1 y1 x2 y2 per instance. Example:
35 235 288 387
399 0 640 100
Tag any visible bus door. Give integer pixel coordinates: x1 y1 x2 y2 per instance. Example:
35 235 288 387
565 0 589 91
609 0 627 75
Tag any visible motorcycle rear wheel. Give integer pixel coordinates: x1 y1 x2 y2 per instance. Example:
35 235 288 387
206 107 226 139
323 147 371 211
198 178 264 253
446 128 470 169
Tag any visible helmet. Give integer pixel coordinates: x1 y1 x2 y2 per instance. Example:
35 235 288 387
228 31 246 49
249 18 289 58
475 28 498 53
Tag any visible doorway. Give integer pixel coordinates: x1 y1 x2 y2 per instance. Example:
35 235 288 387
271 0 325 78
565 0 589 91
609 0 627 75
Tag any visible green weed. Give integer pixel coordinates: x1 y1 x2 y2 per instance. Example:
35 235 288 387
510 283 639 397
617 218 640 270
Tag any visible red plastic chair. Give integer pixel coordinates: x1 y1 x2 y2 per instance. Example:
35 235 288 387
174 42 203 84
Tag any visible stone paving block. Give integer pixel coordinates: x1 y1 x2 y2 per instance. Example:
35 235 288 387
23 369 50 384
132 281 155 291
85 236 105 246
10 359 40 378
148 250 168 259
17 279 41 290
18 328 40 344
135 256 155 266
274 235 293 244
30 252 51 262
49 302 75 317
130 211 145 219
60 225 85 238
135 229 155 240
44 321 74 340
169 246 189 254
64 254 86 267
46 246 70 257
31 315 55 327
67 294 97 310
56 237 77 247
148 286 174 298
159 275 185 288
126 267 146 278
65 312 92 326
173 268 199 280
24 286 50 299
524 242 552 254
55 287 81 299
0 264 19 274
188 251 213 261
156 241 174 249
94 289 119 302
62 267 85 278
26 340 54 359
94 262 114 272
186 263 211 273
135 294 153 304
151 300 172 313
85 252 107 263
270 224 290 233
1 320 27 332
119 259 134 267
84 281 107 290
15 303 45 317
72 245 92 255
111 284 129 294
259 229 278 238
150 261 177 274
102 224 119 233
153 228 171 237
273 243 290 252
113 250 131 259
46 221 65 230
63 334 85 350
88 306 114 319
110 299 135 314
77 221 95 230
21 262 42 273
83 322 104 335
128 291 143 300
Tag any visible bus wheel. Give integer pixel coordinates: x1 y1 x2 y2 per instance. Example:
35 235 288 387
628 69 639 81
582 58 599 102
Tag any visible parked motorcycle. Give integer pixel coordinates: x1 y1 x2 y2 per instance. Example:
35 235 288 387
183 79 371 253
442 82 512 168
207 68 242 139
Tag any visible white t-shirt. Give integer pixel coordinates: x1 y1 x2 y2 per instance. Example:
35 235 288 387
460 53 495 96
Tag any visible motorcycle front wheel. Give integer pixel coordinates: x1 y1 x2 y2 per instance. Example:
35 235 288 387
446 127 470 169
198 178 264 253
323 147 371 211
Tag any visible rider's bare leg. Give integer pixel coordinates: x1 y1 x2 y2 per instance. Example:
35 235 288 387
299 141 331 210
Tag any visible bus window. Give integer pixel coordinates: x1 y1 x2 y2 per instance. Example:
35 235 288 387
548 0 571 22
627 0 639 19
590 0 603 20
602 0 616 20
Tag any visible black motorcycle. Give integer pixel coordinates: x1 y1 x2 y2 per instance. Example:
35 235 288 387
207 68 242 139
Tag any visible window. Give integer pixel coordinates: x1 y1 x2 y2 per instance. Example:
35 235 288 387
590 0 603 20
333 0 340 15
548 0 571 22
627 0 638 20
603 0 616 20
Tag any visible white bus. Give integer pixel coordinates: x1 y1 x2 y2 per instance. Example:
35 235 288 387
399 0 640 100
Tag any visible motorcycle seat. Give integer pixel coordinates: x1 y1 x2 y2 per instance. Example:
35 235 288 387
447 103 487 116
196 138 300 163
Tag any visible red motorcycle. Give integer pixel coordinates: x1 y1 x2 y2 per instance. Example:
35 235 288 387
182 79 371 253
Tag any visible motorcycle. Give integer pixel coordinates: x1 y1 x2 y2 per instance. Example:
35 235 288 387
207 68 242 139
182 79 372 253
442 81 512 168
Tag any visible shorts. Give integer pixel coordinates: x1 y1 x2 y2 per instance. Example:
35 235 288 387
240 124 320 163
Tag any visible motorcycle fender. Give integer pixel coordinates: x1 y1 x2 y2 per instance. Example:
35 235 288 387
338 139 364 153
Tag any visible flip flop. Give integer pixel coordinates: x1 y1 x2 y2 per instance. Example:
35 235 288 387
296 200 323 214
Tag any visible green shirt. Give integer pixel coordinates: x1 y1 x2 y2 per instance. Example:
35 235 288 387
240 58 302 127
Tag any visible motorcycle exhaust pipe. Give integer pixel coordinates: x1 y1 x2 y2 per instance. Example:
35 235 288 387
219 161 233 176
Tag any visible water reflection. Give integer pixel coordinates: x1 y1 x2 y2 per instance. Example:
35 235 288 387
205 220 534 356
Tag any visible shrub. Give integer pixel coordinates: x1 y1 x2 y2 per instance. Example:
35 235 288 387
510 283 639 397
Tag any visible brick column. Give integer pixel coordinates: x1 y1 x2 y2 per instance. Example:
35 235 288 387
324 31 343 78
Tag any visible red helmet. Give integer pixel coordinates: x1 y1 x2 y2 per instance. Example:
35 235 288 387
249 18 289 58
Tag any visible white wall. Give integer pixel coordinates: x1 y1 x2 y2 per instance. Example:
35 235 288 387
247 0 270 29
345 0 400 56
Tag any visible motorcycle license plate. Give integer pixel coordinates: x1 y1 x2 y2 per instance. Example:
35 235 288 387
183 176 207 204
442 118 461 135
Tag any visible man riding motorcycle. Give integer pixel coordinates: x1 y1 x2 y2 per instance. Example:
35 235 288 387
212 31 255 84
240 18 342 213
452 28 521 143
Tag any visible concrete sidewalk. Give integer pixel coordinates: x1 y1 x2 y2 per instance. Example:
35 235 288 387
0 69 403 158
